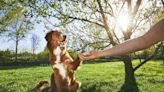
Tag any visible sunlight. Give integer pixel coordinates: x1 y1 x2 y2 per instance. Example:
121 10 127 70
116 14 130 31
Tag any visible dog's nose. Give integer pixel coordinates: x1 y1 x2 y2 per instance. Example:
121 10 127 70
64 35 66 39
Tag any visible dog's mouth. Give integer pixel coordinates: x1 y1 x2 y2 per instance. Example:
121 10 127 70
59 41 66 46
59 35 67 47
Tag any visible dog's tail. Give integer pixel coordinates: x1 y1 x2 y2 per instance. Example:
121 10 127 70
36 80 50 92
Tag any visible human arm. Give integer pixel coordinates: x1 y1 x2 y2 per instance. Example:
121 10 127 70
79 19 164 60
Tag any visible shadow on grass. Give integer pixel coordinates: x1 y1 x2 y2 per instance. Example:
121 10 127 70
80 81 113 92
80 80 139 92
28 88 35 92
119 78 139 92
0 86 8 92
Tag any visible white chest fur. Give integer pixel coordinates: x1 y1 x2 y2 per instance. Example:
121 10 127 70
53 46 61 63
53 46 66 79
53 63 66 79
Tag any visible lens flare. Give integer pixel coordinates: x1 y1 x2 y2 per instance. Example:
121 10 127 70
116 14 130 31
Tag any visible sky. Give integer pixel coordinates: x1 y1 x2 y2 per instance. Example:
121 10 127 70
0 21 49 53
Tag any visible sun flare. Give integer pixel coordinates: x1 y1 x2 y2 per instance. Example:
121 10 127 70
116 14 130 31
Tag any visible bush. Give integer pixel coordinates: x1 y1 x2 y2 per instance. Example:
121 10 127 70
68 50 78 59
37 49 49 62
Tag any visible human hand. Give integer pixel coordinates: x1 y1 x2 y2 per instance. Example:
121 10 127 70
78 50 98 61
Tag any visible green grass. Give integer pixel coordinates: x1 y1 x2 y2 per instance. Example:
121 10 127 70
0 60 164 92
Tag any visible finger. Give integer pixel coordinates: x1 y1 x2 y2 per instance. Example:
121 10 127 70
82 52 91 56
78 53 85 60
90 50 96 54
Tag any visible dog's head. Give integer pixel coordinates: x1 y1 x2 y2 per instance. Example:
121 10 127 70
45 29 67 48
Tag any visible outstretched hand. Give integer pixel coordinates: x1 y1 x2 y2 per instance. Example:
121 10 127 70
78 50 99 61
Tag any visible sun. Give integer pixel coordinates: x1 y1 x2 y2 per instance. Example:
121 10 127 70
116 14 130 31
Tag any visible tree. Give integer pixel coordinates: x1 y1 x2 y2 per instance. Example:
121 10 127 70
31 34 40 59
0 0 34 33
8 18 29 62
0 0 25 32
0 0 34 61
11 0 163 91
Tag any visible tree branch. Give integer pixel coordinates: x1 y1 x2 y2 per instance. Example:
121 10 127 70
45 17 75 28
126 0 132 11
133 0 142 15
67 16 105 28
44 0 105 28
83 1 113 16
97 0 116 46
161 0 164 7
133 43 163 71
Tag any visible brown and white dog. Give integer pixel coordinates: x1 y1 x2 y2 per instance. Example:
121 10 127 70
44 29 82 92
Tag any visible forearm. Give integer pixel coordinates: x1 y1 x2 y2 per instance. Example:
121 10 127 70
96 37 150 57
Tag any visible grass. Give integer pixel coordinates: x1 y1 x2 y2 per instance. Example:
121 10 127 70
0 60 164 92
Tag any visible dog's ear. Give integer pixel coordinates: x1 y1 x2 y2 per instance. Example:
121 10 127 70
45 31 52 41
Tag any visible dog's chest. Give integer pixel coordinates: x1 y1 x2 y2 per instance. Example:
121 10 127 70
53 47 67 79
53 46 61 63
53 63 66 79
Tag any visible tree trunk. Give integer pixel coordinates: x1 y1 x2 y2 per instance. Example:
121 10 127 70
120 55 139 92
32 47 35 60
15 34 19 62
15 39 18 62
162 44 164 64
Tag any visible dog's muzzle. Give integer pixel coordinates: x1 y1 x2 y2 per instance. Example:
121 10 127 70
59 35 67 47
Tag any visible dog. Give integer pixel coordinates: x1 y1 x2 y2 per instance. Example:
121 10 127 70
44 29 82 92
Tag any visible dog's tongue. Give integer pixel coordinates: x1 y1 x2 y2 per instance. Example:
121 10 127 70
61 42 65 45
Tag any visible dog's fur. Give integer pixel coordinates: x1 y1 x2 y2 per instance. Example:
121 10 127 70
36 80 51 92
39 29 82 92
36 74 55 92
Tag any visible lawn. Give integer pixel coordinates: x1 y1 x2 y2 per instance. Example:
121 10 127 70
0 60 164 92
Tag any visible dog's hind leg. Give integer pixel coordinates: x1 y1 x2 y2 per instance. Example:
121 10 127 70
69 80 81 92
50 73 56 92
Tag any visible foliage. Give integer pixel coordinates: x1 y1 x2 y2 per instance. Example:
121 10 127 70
0 0 24 31
24 0 163 45
0 50 14 63
68 50 78 59
0 0 35 34
37 49 49 62
0 61 163 92
153 9 164 23
0 0 35 62
0 50 45 63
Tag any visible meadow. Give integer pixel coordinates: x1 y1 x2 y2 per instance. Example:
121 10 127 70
0 60 164 92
